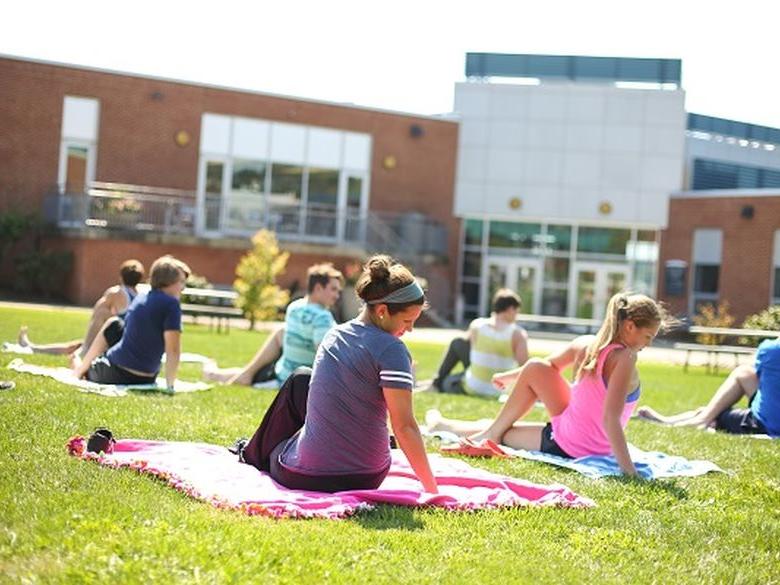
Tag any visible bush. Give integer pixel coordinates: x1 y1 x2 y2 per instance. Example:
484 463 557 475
0 210 37 263
234 230 290 329
14 249 74 298
692 301 734 345
741 305 780 346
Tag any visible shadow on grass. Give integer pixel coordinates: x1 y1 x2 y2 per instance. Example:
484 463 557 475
352 504 425 531
606 475 689 499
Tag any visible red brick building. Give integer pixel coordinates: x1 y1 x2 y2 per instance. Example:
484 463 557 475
658 191 780 322
0 55 459 315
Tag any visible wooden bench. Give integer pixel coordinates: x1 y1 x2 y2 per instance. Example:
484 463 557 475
181 287 242 333
673 342 756 373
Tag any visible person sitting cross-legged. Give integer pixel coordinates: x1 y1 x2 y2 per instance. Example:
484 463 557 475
425 288 528 396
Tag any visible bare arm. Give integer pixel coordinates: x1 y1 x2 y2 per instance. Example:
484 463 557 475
163 330 181 390
602 350 638 477
80 289 120 351
512 328 529 366
383 388 438 493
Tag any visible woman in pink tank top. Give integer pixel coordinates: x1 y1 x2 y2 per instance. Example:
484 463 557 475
429 293 667 477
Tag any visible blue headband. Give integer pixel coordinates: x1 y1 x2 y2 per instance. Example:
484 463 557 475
366 280 425 305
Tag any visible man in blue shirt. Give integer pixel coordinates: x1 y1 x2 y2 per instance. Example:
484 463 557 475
72 255 190 391
638 336 780 436
203 263 343 386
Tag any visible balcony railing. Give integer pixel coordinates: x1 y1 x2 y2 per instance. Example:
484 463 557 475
44 183 448 258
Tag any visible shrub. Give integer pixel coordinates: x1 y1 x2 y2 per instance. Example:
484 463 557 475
741 305 780 346
692 301 734 345
234 230 290 329
0 210 37 263
14 249 74 298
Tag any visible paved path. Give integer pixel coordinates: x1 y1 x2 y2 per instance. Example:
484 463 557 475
2 300 753 370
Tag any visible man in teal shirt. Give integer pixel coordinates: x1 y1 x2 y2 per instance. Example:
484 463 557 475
274 265 343 382
203 263 343 386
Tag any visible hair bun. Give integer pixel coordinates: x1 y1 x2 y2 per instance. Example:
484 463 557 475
367 256 392 281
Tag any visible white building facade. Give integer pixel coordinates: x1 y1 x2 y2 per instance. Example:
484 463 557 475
453 54 686 322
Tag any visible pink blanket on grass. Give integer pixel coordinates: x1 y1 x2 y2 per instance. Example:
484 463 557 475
67 437 594 519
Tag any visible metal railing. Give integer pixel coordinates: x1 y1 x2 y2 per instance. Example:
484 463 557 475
44 183 448 259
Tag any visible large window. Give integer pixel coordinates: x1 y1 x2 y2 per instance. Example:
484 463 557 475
691 228 722 313
269 164 303 234
693 159 780 190
227 159 267 230
488 221 541 250
198 114 371 239
577 227 631 256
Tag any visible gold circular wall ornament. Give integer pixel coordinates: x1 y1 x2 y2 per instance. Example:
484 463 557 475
509 197 522 210
383 155 397 170
598 201 613 215
174 130 191 147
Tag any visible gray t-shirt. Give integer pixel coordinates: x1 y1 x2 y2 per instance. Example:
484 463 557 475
279 319 414 476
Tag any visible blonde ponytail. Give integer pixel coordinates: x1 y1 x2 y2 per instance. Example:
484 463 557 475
575 292 668 380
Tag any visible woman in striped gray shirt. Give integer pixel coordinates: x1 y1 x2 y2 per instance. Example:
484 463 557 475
241 255 438 494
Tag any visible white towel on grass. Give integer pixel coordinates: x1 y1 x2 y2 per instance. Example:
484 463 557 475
6 358 212 397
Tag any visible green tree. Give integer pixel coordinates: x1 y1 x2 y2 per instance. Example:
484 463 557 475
234 230 290 329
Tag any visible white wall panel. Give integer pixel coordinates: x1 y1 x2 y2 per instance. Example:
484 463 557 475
601 153 642 190
457 147 487 182
62 96 100 141
523 151 562 186
200 113 231 155
489 121 526 149
454 83 490 117
529 89 567 120
343 132 371 171
486 148 524 182
603 125 643 153
490 87 529 119
562 153 601 187
566 124 604 152
605 91 645 125
270 122 306 164
231 118 269 159
460 119 489 146
454 182 486 214
306 127 342 167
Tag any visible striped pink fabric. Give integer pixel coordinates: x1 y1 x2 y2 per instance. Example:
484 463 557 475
67 436 594 519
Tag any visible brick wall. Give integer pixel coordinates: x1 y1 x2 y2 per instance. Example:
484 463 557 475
1 56 460 313
658 194 780 322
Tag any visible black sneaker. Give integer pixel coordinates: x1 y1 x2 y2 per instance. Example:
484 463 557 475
0 381 15 391
228 437 249 462
86 428 116 454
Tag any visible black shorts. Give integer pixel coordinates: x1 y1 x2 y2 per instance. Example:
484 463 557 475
86 355 156 385
540 423 573 459
251 361 279 385
715 408 767 435
103 318 124 348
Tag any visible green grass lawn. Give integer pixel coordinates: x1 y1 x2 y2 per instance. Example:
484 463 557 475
1 306 778 583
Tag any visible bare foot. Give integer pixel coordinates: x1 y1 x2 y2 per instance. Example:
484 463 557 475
467 429 502 444
425 409 443 432
18 326 30 347
227 371 254 386
636 405 667 423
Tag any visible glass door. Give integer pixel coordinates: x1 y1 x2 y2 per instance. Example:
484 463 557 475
203 159 226 233
485 258 542 314
572 263 629 320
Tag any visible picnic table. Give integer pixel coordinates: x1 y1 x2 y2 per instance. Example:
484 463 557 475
181 287 242 333
676 326 779 373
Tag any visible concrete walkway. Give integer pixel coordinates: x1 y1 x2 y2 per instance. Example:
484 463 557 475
2 300 753 370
